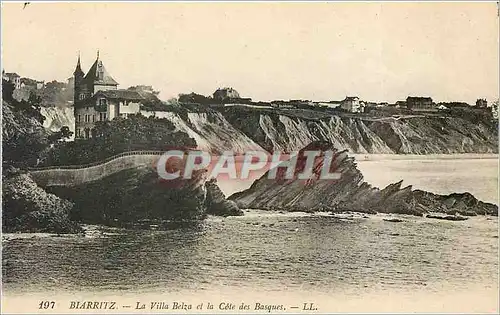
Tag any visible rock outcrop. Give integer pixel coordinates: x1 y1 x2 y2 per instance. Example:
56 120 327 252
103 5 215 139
230 141 498 216
413 190 498 216
46 165 209 226
205 179 243 217
45 165 243 227
2 172 82 233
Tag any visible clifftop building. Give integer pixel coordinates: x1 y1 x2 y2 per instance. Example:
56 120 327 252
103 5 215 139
213 87 240 103
73 53 153 139
340 96 363 113
2 70 21 89
476 98 488 108
406 96 434 110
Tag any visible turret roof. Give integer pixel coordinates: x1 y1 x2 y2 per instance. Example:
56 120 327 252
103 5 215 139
83 57 118 86
73 56 84 76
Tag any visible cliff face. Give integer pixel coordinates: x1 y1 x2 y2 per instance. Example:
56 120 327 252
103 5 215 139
40 107 75 139
142 111 264 153
41 106 498 155
221 107 498 154
229 141 498 216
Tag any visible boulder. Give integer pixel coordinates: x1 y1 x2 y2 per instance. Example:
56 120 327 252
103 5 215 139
2 173 81 233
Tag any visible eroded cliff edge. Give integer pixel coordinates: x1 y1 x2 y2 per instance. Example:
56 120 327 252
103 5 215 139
40 105 498 155
229 141 498 217
220 106 499 154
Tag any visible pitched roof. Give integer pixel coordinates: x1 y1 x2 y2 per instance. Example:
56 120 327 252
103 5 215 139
84 58 118 86
95 89 145 101
5 72 20 78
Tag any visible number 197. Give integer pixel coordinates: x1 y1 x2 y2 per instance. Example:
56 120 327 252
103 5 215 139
38 301 55 309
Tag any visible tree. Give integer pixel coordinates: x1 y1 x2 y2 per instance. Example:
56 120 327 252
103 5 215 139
2 79 49 169
178 92 212 104
48 126 74 143
42 114 196 166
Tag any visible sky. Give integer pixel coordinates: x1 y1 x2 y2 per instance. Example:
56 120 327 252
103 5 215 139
2 2 499 103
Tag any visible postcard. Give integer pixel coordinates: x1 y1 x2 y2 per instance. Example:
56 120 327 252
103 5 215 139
1 2 498 314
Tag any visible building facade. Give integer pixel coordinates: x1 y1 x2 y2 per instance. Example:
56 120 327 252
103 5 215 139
340 96 362 113
406 96 434 110
213 87 240 103
2 71 21 89
476 98 488 108
73 53 146 139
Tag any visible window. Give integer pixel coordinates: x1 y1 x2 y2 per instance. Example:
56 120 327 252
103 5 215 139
99 98 107 106
79 94 85 100
77 115 81 123
100 112 107 121
92 115 95 122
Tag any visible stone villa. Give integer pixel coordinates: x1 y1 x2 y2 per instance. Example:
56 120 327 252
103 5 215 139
73 52 155 139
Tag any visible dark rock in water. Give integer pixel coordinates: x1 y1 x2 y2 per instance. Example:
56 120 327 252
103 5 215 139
413 190 496 216
205 179 243 217
383 218 404 223
2 173 82 233
230 141 498 217
46 166 209 226
426 214 468 221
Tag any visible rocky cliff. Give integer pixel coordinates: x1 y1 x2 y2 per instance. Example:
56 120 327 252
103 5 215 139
45 165 243 227
2 172 81 233
143 110 263 153
229 141 498 216
40 107 75 139
41 106 498 155
221 107 498 154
